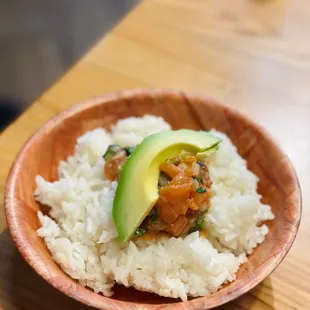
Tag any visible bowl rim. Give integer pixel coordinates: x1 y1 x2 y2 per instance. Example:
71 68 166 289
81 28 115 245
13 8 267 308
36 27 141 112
4 88 302 309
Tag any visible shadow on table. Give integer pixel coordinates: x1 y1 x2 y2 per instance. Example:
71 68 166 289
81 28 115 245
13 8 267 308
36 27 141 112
0 228 274 309
0 97 24 131
0 229 94 310
218 277 274 309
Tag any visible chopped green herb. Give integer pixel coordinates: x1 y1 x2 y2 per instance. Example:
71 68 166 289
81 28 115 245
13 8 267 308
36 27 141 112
103 144 122 160
124 146 136 156
150 208 158 221
192 176 203 184
196 215 205 230
196 187 206 193
134 227 146 237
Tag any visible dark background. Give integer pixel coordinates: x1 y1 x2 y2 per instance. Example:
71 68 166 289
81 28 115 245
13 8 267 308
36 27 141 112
0 0 138 129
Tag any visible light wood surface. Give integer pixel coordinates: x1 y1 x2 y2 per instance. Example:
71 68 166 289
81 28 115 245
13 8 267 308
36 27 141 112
0 0 309 309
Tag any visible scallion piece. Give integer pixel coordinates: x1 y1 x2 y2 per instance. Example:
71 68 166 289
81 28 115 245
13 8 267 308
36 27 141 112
103 144 122 160
196 215 204 231
150 208 158 221
134 227 145 237
196 187 206 193
124 146 136 156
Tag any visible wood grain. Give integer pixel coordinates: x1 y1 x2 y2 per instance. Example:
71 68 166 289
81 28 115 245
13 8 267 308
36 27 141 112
5 90 301 309
0 0 310 309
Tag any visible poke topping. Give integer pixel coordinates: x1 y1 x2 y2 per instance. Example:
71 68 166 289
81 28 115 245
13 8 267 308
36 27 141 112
134 227 146 237
103 144 135 181
104 129 222 244
104 147 127 181
104 146 213 239
103 144 123 161
196 187 207 193
141 151 212 237
124 146 136 156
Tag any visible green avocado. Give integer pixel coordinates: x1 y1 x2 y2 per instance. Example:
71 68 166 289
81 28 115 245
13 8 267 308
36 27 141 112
112 129 221 243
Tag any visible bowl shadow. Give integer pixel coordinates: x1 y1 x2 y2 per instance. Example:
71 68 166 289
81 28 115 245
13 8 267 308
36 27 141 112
0 228 95 310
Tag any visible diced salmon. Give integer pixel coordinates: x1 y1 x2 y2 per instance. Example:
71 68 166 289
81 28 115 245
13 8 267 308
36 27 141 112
169 172 190 186
184 155 196 164
170 199 188 215
177 163 188 172
192 190 207 207
143 150 213 238
165 215 188 236
186 198 199 211
104 150 127 181
176 163 193 176
157 196 178 224
159 182 192 199
159 162 179 179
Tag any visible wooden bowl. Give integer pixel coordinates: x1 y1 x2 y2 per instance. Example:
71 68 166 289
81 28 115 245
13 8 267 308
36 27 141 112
5 89 301 309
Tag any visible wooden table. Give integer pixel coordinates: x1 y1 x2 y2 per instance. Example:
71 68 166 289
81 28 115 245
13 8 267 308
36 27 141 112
0 0 309 309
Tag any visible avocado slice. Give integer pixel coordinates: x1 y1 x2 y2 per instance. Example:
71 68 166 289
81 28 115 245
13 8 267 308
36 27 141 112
196 144 219 160
112 130 221 243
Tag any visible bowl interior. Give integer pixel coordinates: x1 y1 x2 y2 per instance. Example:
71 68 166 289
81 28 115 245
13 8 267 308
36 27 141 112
5 90 301 309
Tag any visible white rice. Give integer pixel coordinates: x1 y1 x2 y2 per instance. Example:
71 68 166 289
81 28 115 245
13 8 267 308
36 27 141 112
35 115 274 301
